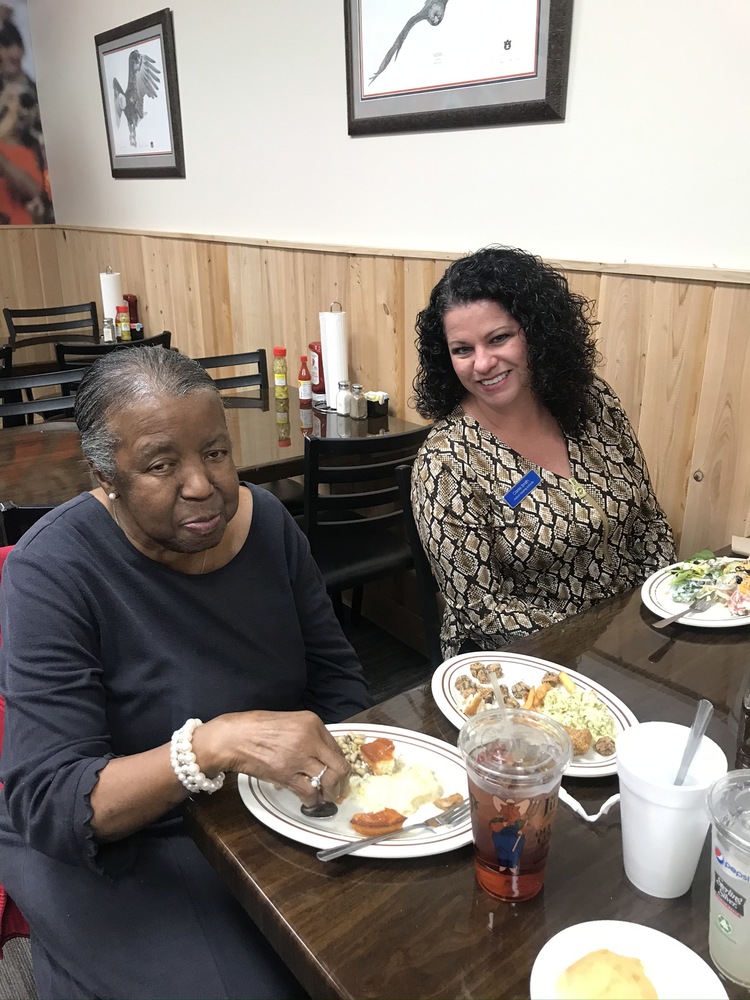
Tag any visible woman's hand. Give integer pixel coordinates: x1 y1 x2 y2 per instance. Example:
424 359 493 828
193 710 350 807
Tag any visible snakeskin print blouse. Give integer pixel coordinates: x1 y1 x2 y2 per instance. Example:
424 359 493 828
411 376 676 658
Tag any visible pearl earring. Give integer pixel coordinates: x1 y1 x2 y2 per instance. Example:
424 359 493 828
108 492 117 501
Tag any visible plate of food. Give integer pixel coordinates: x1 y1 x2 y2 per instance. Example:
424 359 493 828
431 652 637 778
529 920 728 999
237 723 472 858
641 555 750 628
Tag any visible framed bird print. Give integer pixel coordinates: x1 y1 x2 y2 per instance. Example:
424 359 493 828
344 0 573 136
95 8 185 178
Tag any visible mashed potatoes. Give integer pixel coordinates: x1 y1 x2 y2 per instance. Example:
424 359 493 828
350 762 443 816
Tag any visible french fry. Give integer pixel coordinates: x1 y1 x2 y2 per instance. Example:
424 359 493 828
533 682 551 708
523 686 536 710
558 670 577 694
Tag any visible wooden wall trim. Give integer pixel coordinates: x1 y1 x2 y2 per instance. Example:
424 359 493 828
1 225 748 557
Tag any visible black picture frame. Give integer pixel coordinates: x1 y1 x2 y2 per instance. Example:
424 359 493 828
344 0 573 137
95 8 185 178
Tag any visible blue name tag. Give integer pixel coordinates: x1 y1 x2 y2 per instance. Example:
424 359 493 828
503 470 541 508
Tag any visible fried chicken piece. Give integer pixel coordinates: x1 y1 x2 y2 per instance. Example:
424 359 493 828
512 682 531 701
469 662 504 684
594 736 616 757
503 695 520 709
541 671 561 687
564 726 593 756
455 675 478 695
433 792 464 811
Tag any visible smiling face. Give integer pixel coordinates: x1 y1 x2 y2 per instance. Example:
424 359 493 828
444 300 532 416
99 391 239 562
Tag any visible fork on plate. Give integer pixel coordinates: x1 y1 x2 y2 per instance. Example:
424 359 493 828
653 593 716 630
316 799 470 861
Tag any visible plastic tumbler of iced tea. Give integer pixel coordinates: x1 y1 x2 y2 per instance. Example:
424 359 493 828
458 708 572 902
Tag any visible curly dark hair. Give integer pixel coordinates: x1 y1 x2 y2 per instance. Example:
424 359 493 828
411 245 600 435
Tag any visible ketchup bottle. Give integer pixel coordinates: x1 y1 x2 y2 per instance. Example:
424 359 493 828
308 341 326 405
298 354 312 408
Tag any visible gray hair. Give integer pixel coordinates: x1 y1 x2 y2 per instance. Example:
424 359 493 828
74 347 220 479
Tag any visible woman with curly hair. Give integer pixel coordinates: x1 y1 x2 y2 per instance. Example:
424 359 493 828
411 245 675 657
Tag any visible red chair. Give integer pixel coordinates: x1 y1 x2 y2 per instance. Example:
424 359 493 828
0 545 31 955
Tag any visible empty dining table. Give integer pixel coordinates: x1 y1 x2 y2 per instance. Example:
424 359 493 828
184 582 750 1000
0 394 426 506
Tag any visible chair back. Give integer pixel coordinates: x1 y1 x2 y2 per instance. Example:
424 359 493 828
0 368 85 425
0 344 11 377
0 502 55 545
395 464 444 669
4 302 100 351
301 426 431 557
195 350 269 397
55 330 172 369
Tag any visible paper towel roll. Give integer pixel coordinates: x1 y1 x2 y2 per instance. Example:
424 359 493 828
319 308 348 409
100 271 124 324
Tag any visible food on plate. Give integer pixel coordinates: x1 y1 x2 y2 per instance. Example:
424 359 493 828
453 664 618 758
595 735 616 757
555 948 658 999
351 760 443 815
544 687 617 746
360 737 396 775
433 792 464 810
335 735 447 823
667 555 750 617
350 808 406 837
469 661 503 684
564 726 593 756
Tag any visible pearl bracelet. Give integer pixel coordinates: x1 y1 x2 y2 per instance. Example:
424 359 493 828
170 718 225 795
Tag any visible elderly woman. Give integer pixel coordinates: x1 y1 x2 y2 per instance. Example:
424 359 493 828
0 348 372 999
411 245 676 658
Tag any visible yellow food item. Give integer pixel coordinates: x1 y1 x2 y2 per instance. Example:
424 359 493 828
556 948 658 1000
544 687 616 743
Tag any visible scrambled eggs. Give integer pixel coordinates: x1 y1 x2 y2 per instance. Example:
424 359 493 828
543 687 617 743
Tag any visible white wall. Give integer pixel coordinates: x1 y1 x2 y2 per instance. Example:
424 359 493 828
28 0 750 268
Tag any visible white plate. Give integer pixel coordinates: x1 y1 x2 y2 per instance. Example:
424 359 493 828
431 651 638 778
641 559 750 628
238 723 472 859
529 920 728 1000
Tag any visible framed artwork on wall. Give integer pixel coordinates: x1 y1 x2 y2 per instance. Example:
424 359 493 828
344 0 573 137
95 8 185 178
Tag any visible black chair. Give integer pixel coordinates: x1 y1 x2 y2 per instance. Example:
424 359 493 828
0 343 11 376
4 302 100 351
195 350 305 515
55 330 172 369
0 500 56 544
395 464 444 669
195 350 269 397
299 425 431 623
0 368 85 426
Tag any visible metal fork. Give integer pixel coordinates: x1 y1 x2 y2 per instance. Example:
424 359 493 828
316 800 470 861
653 593 716 629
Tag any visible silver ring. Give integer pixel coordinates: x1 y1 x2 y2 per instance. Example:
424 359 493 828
309 765 327 790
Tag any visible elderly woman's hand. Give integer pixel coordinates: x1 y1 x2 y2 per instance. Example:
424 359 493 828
193 710 351 806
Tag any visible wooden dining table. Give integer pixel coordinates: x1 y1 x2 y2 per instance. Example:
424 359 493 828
0 392 422 505
185 584 750 1000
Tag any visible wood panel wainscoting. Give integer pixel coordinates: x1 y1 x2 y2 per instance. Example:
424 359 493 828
1 226 748 649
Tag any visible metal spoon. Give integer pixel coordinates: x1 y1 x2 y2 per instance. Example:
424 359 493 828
674 699 713 785
300 784 338 818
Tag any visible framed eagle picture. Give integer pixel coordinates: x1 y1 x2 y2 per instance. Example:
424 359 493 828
95 8 185 178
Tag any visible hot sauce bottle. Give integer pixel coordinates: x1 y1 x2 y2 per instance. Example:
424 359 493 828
298 355 312 408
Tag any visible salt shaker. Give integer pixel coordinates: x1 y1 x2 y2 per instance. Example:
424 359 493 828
102 317 115 343
336 380 352 416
